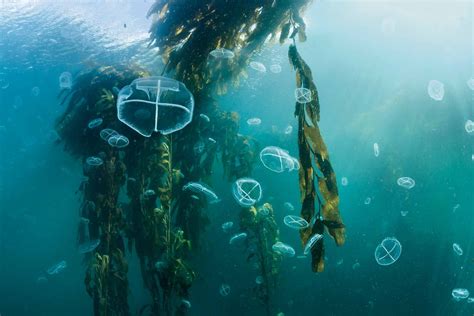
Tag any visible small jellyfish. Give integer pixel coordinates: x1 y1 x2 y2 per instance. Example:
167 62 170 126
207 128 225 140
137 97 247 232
452 243 463 256
36 276 48 284
452 288 469 300
373 143 380 157
86 156 103 167
427 80 444 101
180 299 192 309
255 276 264 285
88 118 103 129
374 237 402 266
100 128 119 141
284 125 293 135
221 221 234 233
47 260 67 275
0 75 9 89
284 202 295 212
108 135 129 148
452 204 460 212
467 78 474 91
295 87 312 103
31 86 40 96
59 72 72 89
364 197 371 205
199 113 210 123
304 234 323 255
397 177 415 189
144 189 156 197
283 215 309 230
249 61 266 73
219 283 231 297
209 48 235 59
341 177 349 186
229 232 247 245
247 117 262 126
468 297 474 304
260 146 296 173
336 259 344 266
400 210 409 217
352 262 361 270
465 120 474 134
183 182 220 204
78 239 100 254
269 64 282 74
232 178 262 207
272 241 295 257
193 140 205 154
155 261 167 272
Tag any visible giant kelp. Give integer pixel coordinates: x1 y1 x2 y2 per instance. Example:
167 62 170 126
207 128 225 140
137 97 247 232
289 45 346 272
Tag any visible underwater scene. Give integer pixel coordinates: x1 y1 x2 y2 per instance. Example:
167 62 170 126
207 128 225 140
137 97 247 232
0 1 472 315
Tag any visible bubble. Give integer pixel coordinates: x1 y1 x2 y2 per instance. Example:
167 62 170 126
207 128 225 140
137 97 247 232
229 232 247 245
260 146 297 173
47 260 67 275
100 128 119 141
465 120 474 134
452 243 463 256
364 197 371 205
427 80 444 101
268 64 282 74
219 284 231 297
221 221 234 233
86 156 103 167
272 241 295 257
295 87 312 103
78 239 100 254
373 143 380 157
209 48 235 59
59 72 72 89
183 182 220 204
249 61 266 73
88 118 103 129
374 237 402 266
283 215 309 230
31 86 40 96
397 177 415 189
341 177 348 186
452 288 469 300
232 178 262 207
117 76 194 137
303 234 323 255
108 135 129 148
247 117 262 126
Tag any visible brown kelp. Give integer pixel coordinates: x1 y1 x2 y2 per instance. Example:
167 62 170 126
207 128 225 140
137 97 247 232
288 44 346 272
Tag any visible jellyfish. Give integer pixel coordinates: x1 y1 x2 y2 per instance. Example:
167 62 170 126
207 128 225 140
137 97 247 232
199 113 210 123
283 215 309 230
108 135 129 148
229 232 247 245
87 118 103 129
465 120 474 134
303 234 323 255
249 61 266 73
86 156 103 167
193 140 205 155
232 178 262 207
209 48 235 59
374 237 402 266
284 125 293 135
31 86 40 96
59 72 72 89
427 80 444 101
260 146 296 173
78 239 101 254
364 197 371 205
143 189 156 197
255 276 264 285
272 241 295 257
284 202 295 212
183 182 220 204
219 284 231 296
221 221 234 233
180 299 192 309
269 64 282 74
247 117 262 126
295 87 312 103
452 243 463 256
400 210 409 217
452 288 469 300
47 260 67 275
100 128 119 141
397 177 415 189
341 177 348 186
373 142 380 157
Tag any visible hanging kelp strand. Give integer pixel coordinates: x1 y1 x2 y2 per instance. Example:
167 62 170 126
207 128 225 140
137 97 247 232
288 44 346 272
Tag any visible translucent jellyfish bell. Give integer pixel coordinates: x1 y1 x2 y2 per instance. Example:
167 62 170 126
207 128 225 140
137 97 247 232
219 284 231 297
232 178 262 207
229 232 247 245
303 234 323 255
117 76 194 137
283 215 309 230
373 142 380 157
465 120 474 134
47 260 67 275
221 221 234 233
88 118 103 129
249 61 266 73
78 239 100 254
31 86 40 96
374 237 402 266
59 72 72 89
427 80 444 101
209 48 235 59
260 146 296 173
295 87 312 103
100 128 119 141
247 117 262 126
269 64 282 74
108 134 129 148
452 243 463 256
272 241 295 257
452 288 469 300
183 182 219 204
86 156 103 167
397 177 415 189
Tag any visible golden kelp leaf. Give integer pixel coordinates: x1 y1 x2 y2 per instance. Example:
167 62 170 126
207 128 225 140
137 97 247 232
279 22 291 43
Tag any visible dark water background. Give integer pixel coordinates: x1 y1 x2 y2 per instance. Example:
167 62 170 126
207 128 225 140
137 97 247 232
0 1 473 315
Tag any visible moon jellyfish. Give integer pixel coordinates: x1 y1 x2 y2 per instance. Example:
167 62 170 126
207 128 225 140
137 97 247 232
143 189 156 197
283 215 309 230
303 234 323 255
364 197 371 205
229 232 247 245
59 72 72 89
284 202 295 212
465 120 474 134
352 262 361 270
86 156 103 167
374 237 402 266
108 135 129 148
400 210 409 217
452 243 463 256
295 87 312 103
284 125 293 135
221 221 234 233
468 297 474 304
100 128 119 141
452 288 469 300
427 80 444 101
249 61 266 73
88 118 103 129
209 48 235 59
341 177 348 186
373 143 380 157
47 260 67 275
272 241 295 257
467 78 474 90
247 117 262 126
336 259 344 266
36 276 48 284
219 284 231 296
117 76 194 137
260 146 296 173
155 261 167 272
232 178 262 207
199 113 210 123
78 239 101 254
270 64 282 74
31 86 40 96
183 182 220 204
180 299 192 309
397 177 415 189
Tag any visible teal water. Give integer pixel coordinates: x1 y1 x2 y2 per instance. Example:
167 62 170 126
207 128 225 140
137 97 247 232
0 1 472 315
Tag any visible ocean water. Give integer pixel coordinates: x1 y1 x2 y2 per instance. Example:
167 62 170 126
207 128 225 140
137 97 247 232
0 1 472 316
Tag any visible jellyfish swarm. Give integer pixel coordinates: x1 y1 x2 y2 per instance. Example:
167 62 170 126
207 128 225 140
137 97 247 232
397 177 415 189
452 288 470 301
303 234 323 255
283 215 309 230
272 241 295 258
260 146 298 173
374 237 402 266
427 80 445 101
47 260 67 275
219 284 231 297
59 72 72 89
117 76 194 137
452 243 463 256
232 178 262 207
182 182 219 204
